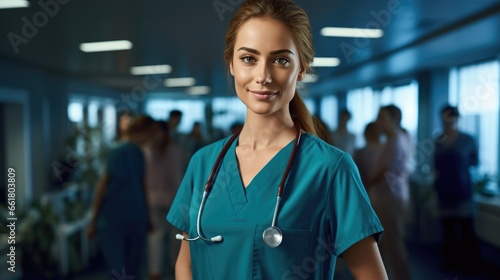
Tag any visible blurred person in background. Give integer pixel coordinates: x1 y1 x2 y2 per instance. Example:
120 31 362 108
87 115 155 279
114 111 135 143
334 121 383 279
331 108 356 155
167 109 183 144
433 104 480 272
354 121 383 185
366 104 412 279
143 120 188 280
186 121 207 156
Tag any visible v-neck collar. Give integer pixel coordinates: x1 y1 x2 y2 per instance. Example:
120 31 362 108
221 136 294 212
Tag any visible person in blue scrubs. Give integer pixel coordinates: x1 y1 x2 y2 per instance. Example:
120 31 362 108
167 0 387 279
88 115 155 279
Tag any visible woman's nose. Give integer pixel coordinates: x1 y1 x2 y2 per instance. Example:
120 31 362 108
255 63 272 85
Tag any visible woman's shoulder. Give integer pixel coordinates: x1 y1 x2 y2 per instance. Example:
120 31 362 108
111 141 141 155
301 133 350 163
458 131 475 142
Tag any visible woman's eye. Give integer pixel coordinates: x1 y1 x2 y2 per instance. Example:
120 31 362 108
241 56 255 63
275 58 289 65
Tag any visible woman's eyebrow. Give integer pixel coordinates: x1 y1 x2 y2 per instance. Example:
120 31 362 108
237 47 259 54
270 49 295 56
237 47 295 56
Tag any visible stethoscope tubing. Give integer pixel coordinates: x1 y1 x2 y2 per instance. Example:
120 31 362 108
177 122 301 245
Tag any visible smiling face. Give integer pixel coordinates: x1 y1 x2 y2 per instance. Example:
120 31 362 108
230 17 305 118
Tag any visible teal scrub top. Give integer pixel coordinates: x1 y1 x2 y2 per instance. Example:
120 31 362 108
99 142 148 227
167 133 383 280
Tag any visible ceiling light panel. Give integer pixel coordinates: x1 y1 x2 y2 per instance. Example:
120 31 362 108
0 0 29 9
164 77 196 87
312 57 340 67
321 27 383 38
130 65 172 75
187 86 210 95
80 40 133 52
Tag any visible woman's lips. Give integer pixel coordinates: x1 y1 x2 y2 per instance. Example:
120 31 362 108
250 90 278 100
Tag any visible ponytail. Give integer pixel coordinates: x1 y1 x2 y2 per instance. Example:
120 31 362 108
291 91 325 136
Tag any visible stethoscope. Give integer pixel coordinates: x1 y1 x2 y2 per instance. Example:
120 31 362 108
176 122 302 248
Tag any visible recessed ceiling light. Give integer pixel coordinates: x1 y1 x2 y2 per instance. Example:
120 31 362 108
320 27 383 38
187 86 210 95
312 57 340 67
301 74 318 83
130 65 172 75
0 0 29 9
164 77 196 87
80 40 133 52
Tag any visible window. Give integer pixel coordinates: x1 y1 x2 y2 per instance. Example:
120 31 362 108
68 101 84 123
87 101 99 128
68 96 117 145
103 105 116 143
346 81 419 148
449 60 500 178
346 87 379 147
212 97 246 133
319 95 338 130
145 99 206 133
303 98 316 116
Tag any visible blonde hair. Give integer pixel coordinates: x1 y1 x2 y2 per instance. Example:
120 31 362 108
224 0 317 135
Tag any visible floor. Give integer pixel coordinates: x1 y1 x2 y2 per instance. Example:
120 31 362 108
68 240 500 280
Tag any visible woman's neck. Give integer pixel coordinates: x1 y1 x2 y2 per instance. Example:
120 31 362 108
239 114 295 151
337 123 348 133
443 127 459 138
385 125 401 138
366 141 382 147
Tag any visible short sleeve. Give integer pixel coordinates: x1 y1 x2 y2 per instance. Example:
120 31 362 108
166 152 199 233
106 147 119 176
105 144 144 178
328 153 383 256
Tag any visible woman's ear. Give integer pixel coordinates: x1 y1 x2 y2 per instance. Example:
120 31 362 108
230 62 234 76
297 68 306 81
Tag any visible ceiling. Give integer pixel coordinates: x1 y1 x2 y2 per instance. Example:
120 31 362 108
1 0 500 98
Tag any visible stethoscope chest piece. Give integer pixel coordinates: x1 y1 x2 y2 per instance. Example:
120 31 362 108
263 226 283 248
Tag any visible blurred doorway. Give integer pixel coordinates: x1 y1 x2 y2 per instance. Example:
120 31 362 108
0 88 31 209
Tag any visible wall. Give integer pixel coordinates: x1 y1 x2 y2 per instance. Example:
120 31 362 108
0 58 121 205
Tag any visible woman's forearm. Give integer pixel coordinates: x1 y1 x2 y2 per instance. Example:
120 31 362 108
343 236 388 280
176 235 193 280
90 174 109 223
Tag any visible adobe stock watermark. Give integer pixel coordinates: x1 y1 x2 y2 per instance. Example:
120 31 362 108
112 72 167 112
7 0 72 54
52 70 167 182
110 268 135 280
339 0 407 64
456 72 498 115
52 127 104 182
383 70 499 187
281 235 338 280
213 0 244 21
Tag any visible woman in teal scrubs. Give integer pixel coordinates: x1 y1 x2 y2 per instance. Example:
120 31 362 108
88 116 154 279
167 0 387 279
